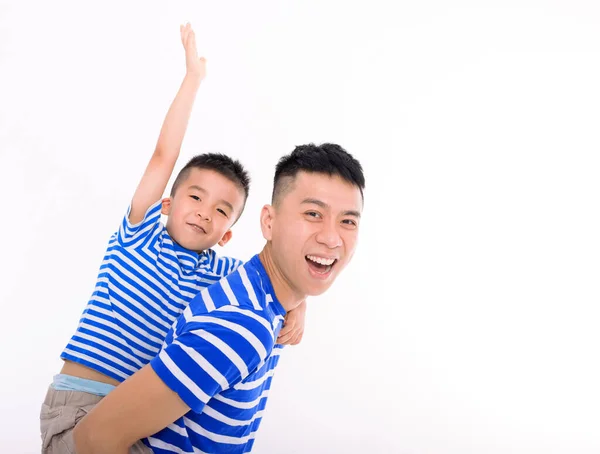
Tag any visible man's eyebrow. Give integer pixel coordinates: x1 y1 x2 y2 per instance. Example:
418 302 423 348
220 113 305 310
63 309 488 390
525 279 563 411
343 210 361 218
301 198 361 218
301 198 328 208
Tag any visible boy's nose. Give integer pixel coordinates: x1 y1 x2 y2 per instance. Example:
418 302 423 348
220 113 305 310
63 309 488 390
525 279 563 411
196 211 211 222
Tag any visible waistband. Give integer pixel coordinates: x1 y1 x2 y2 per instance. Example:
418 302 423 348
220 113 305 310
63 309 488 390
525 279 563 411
51 374 116 397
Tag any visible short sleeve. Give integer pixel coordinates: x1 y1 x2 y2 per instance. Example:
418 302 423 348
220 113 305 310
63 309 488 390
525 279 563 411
208 254 244 278
150 308 274 413
116 200 163 246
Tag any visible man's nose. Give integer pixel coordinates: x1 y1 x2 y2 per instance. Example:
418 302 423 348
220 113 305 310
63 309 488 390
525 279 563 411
316 222 342 248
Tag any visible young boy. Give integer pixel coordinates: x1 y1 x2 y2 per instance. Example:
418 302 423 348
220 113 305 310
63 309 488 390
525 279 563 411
40 24 306 453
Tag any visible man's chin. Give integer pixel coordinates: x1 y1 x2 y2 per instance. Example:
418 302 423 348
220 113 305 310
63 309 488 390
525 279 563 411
303 280 336 297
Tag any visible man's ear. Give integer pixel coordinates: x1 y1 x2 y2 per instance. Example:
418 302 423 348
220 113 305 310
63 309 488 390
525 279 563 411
217 230 233 247
260 204 275 241
161 198 172 216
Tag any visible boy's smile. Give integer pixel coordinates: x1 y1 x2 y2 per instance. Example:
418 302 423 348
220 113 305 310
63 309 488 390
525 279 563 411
186 221 207 234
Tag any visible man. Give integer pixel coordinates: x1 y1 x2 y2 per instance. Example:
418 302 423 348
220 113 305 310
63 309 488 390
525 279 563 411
73 142 366 453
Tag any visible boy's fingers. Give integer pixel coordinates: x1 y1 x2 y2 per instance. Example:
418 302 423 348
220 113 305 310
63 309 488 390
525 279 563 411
277 331 294 345
188 31 197 51
181 27 189 45
277 322 294 338
291 331 303 345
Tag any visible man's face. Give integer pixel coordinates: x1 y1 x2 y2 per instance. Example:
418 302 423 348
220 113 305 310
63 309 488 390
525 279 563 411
266 171 363 297
163 168 245 252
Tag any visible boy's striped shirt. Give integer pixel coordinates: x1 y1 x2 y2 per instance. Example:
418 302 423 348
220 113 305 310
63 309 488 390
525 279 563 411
61 200 242 382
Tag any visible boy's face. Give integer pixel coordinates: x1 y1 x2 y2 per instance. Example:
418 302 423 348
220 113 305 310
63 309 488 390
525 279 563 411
162 168 245 253
263 171 363 297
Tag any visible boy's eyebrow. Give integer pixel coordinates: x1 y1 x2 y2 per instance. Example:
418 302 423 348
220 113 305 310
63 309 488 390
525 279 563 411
301 198 361 218
189 185 234 212
188 185 207 193
219 199 234 212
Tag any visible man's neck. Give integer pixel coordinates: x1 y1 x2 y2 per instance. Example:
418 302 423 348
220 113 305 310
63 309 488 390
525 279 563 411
258 244 305 313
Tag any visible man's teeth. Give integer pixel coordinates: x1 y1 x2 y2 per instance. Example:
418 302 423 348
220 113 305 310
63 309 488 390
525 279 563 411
306 255 335 266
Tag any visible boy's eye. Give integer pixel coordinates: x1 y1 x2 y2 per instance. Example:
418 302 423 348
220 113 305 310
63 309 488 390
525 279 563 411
217 208 229 218
190 195 200 201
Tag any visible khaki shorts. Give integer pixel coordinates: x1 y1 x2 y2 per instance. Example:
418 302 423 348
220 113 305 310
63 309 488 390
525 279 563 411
40 386 152 454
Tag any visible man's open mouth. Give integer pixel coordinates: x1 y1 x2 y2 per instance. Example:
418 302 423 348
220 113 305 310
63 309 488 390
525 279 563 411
305 254 337 274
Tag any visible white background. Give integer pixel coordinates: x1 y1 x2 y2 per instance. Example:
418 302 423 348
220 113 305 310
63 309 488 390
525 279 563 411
1 1 600 453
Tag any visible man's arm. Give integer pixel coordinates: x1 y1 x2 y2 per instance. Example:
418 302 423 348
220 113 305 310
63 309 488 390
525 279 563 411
73 364 189 454
73 304 274 453
129 23 206 224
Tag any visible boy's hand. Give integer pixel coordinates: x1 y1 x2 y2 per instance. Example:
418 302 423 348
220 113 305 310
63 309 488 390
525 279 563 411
180 23 206 80
277 300 307 346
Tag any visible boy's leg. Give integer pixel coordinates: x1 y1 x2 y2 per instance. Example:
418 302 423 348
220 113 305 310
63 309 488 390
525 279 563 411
130 441 154 453
40 385 102 453
40 386 152 453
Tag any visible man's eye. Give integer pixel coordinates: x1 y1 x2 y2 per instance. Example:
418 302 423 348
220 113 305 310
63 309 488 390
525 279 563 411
306 211 321 218
342 219 357 227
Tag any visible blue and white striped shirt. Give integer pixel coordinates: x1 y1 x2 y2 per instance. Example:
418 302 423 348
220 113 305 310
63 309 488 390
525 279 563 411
61 200 242 382
147 254 287 453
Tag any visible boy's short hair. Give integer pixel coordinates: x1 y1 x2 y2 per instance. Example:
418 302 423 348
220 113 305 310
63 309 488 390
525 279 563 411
272 143 365 205
171 153 251 199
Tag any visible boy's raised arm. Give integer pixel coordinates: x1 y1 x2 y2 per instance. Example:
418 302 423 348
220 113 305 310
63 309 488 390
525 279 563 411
129 23 206 224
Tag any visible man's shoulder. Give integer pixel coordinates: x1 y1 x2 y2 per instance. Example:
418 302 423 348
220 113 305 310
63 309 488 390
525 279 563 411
184 255 276 321
181 297 277 358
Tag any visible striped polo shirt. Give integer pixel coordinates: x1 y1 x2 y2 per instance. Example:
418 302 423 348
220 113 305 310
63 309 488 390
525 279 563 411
147 254 287 453
61 200 242 382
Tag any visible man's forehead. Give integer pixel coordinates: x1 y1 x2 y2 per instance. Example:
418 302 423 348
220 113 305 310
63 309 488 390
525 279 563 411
289 172 363 210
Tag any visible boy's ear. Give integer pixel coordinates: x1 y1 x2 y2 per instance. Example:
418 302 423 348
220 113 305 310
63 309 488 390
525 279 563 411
218 230 233 247
260 204 275 241
161 198 172 215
